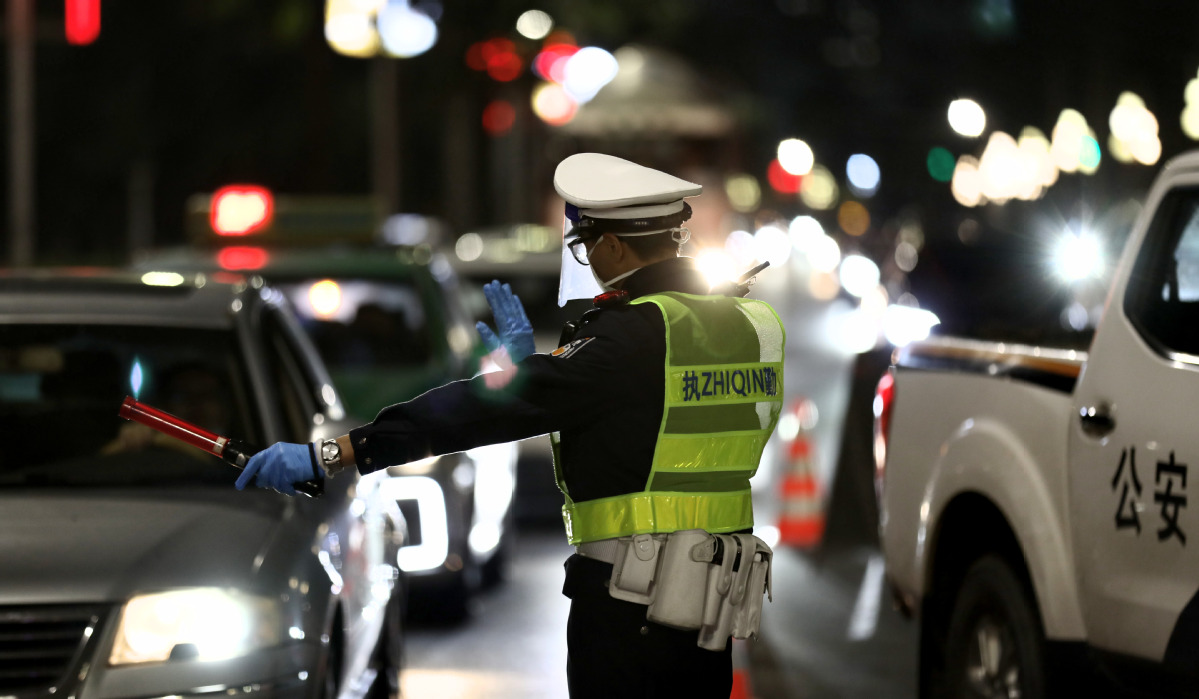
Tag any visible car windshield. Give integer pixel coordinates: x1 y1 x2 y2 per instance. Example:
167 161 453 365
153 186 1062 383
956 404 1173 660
274 278 433 369
0 325 254 488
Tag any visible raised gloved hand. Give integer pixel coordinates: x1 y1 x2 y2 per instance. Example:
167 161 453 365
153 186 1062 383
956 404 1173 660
475 280 535 363
235 442 320 495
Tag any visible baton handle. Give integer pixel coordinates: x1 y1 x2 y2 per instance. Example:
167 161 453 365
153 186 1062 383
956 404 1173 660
119 396 323 497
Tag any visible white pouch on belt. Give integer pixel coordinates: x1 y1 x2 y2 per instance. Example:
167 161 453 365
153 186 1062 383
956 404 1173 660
696 533 773 651
646 529 712 630
608 533 663 605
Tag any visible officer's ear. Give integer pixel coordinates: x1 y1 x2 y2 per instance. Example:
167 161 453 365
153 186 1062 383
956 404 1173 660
600 233 628 262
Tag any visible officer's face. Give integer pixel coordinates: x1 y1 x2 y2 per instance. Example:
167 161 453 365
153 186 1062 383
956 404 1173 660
585 234 617 276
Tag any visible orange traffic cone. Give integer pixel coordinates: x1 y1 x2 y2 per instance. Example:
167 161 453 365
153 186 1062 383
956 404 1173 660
729 639 753 699
776 430 825 549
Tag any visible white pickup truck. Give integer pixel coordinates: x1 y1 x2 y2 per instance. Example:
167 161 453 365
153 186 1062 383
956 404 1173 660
877 150 1199 698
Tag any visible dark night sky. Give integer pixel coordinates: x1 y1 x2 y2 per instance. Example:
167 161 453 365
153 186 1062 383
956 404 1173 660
8 0 1199 342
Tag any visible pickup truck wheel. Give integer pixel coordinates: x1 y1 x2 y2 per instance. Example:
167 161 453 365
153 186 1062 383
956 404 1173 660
944 555 1046 699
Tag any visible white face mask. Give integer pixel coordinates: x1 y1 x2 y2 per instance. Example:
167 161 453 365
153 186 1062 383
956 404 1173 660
586 237 641 292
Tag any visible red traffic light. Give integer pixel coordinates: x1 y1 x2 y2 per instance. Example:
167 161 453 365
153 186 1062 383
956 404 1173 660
210 185 274 236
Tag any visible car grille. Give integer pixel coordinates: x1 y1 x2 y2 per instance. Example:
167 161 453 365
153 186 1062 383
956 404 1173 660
0 605 109 696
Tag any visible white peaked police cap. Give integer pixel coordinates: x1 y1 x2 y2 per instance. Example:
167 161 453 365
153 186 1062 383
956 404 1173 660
554 153 702 225
554 153 702 306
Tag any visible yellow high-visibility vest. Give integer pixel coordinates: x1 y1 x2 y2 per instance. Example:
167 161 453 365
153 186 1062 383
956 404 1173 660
554 292 786 545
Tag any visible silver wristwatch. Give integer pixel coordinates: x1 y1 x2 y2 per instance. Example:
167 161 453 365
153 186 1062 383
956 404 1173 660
318 438 346 478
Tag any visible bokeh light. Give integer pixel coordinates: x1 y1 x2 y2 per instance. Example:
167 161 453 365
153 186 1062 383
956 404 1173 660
767 158 803 194
725 174 761 213
800 164 838 210
531 82 577 126
482 100 516 136
487 45 523 82
1184 71 1199 140
377 2 437 58
753 225 792 268
927 147 955 182
1108 92 1160 165
1050 109 1101 174
1017 126 1058 194
951 155 983 207
846 154 880 196
808 234 841 273
837 201 870 237
978 131 1021 203
562 47 619 103
515 10 553 40
325 2 380 58
778 138 815 176
839 255 880 297
308 280 343 319
948 98 986 137
455 233 483 262
895 242 918 272
789 215 825 252
533 42 578 83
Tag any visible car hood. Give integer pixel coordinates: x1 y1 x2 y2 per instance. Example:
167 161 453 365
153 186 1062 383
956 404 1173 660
0 489 298 604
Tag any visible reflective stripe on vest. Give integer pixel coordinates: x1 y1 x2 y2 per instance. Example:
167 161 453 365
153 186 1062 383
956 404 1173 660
557 291 786 545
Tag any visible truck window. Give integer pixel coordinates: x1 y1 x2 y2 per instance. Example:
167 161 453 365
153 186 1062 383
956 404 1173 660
1125 187 1199 358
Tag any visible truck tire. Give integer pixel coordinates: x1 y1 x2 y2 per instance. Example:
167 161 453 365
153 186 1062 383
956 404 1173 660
943 554 1046 699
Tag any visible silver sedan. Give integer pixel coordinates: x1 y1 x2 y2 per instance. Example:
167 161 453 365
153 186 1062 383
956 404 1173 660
0 269 405 699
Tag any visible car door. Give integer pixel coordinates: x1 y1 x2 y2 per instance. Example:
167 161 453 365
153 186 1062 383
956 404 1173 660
1069 181 1199 671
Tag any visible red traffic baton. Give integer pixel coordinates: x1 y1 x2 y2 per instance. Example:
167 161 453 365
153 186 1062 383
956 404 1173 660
118 395 323 497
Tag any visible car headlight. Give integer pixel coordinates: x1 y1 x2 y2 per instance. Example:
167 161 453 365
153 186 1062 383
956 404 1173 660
108 588 283 665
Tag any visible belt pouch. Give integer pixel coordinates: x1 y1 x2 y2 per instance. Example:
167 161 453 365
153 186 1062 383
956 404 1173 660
646 529 712 630
697 534 740 651
730 534 772 640
608 533 661 605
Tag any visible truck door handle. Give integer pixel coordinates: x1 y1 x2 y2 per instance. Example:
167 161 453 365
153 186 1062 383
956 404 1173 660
1079 405 1116 438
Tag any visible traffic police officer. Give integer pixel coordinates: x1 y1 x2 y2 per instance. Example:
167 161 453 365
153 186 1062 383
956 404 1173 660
237 153 786 698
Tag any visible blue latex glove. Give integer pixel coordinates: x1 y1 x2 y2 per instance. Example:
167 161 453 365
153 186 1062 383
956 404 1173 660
475 280 535 362
235 442 320 495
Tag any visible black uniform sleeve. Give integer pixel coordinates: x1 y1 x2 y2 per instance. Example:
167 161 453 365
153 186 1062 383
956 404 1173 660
348 304 660 474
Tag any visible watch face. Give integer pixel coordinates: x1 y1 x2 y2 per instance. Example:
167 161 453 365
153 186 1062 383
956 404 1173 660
322 440 340 461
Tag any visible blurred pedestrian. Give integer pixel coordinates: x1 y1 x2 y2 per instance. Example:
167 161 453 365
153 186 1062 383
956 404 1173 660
237 153 786 698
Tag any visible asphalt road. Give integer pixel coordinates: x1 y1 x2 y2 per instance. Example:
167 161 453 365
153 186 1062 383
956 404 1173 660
399 523 918 699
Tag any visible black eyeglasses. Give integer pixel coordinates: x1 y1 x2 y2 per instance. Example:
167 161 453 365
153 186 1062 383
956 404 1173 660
567 234 601 266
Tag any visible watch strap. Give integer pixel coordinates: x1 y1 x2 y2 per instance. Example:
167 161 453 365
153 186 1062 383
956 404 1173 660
314 439 345 478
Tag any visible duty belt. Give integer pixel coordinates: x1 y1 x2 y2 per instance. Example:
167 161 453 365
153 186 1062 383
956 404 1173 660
576 534 667 565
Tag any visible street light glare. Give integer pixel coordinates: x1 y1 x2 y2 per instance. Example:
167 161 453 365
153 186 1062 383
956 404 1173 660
563 47 619 103
378 3 438 58
948 99 986 138
778 139 814 176
516 10 554 40
1052 232 1104 282
846 153 880 195
325 11 380 57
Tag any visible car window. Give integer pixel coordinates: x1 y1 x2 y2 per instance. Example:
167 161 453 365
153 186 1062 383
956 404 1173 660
1125 187 1199 358
274 278 432 369
0 325 254 487
261 308 319 443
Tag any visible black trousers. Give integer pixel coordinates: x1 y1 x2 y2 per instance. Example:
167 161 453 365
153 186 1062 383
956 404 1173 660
562 553 733 699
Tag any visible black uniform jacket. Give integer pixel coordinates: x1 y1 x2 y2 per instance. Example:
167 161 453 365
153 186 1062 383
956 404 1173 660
349 257 710 503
